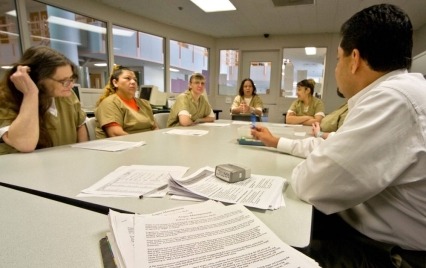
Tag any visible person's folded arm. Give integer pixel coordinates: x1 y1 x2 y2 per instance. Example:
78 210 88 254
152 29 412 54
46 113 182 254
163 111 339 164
286 114 313 125
104 125 128 137
178 114 194 126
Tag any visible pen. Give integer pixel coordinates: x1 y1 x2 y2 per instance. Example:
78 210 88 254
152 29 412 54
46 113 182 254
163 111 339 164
251 113 256 129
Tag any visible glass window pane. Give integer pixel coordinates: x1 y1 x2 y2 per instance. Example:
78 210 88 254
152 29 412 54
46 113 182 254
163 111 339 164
250 61 271 94
281 47 327 98
218 49 239 95
0 0 21 78
170 40 209 94
25 0 107 88
113 25 165 92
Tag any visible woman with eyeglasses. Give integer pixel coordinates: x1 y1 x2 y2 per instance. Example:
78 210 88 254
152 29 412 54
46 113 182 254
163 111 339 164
0 46 88 155
285 79 325 125
95 65 158 139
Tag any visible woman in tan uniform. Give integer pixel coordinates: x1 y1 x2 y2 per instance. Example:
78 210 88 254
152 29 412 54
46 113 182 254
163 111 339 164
286 79 325 126
0 46 88 155
230 78 263 116
166 73 215 127
95 65 158 139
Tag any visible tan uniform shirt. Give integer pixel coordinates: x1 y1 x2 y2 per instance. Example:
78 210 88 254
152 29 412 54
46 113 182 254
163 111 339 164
0 93 86 155
288 97 325 117
167 90 214 127
95 94 155 139
320 103 348 132
231 95 264 113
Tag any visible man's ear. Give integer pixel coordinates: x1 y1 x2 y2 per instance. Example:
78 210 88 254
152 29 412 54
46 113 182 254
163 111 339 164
351 49 361 74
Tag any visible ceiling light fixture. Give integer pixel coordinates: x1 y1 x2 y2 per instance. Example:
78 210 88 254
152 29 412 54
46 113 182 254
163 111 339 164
305 47 317 55
94 63 107 67
190 0 236 12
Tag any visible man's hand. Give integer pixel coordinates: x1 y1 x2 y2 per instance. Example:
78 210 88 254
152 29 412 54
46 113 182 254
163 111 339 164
251 126 279 148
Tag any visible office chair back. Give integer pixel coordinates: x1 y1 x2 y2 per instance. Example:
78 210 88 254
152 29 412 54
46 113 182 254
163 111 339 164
86 117 97 140
154 113 170 129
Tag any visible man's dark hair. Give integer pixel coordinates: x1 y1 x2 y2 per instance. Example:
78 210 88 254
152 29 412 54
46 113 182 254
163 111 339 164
340 4 413 71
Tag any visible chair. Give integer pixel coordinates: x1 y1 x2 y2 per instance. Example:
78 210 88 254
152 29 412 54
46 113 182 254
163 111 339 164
231 114 261 122
86 117 97 140
154 112 170 129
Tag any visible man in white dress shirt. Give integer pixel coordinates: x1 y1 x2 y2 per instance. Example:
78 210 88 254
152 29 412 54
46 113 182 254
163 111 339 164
252 4 426 267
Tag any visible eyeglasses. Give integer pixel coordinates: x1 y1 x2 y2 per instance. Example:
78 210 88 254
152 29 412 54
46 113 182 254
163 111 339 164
49 77 76 87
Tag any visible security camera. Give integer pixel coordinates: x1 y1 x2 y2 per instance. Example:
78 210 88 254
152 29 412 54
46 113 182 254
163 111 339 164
264 33 270 38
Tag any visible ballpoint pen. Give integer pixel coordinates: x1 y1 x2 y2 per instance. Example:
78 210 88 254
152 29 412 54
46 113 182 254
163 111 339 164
251 113 256 129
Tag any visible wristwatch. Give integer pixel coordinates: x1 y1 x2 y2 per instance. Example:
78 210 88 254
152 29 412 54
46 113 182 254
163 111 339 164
316 131 323 138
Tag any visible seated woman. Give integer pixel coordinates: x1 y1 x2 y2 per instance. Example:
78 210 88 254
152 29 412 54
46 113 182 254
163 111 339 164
230 78 263 116
312 88 348 139
95 65 158 139
167 73 215 127
286 79 325 126
0 46 88 155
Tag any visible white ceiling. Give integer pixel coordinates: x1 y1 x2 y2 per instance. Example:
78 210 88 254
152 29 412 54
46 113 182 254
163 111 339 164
92 0 426 38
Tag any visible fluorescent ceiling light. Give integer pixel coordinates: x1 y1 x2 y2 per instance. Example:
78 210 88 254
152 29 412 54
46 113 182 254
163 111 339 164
305 47 317 55
191 0 236 12
94 63 107 67
169 68 180 72
1 66 13 69
6 10 16 16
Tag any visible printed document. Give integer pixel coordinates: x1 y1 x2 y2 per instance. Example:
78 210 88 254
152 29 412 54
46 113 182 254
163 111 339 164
169 166 286 210
164 129 209 136
133 202 319 267
71 140 145 152
80 165 188 197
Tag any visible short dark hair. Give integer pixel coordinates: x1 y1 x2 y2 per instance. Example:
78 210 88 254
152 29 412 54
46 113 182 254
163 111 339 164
297 79 315 95
340 4 412 72
238 78 257 97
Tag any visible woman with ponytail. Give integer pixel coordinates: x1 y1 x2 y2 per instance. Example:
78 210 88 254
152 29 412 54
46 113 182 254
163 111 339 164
95 65 158 138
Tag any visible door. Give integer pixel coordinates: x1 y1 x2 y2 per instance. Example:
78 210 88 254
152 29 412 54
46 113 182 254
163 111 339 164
241 50 282 122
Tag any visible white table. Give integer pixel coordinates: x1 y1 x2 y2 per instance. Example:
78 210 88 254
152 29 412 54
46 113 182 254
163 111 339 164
0 186 109 268
0 121 312 248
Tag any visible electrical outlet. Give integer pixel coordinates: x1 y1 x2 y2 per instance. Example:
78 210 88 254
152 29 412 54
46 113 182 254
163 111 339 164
225 97 232 104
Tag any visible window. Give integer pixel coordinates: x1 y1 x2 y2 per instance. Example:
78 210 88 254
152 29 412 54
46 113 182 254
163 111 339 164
0 0 21 78
113 25 165 92
25 0 107 88
170 40 209 94
281 47 327 98
250 61 271 94
218 49 239 95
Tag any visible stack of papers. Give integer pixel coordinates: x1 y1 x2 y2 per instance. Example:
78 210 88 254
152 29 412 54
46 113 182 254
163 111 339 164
169 166 286 210
79 165 189 198
106 201 320 268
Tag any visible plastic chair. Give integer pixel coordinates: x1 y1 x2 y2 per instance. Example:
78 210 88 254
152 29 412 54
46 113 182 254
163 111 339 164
86 117 97 140
154 112 170 129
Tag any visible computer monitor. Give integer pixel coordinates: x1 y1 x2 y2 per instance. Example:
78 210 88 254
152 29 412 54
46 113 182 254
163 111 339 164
139 85 168 108
72 84 81 100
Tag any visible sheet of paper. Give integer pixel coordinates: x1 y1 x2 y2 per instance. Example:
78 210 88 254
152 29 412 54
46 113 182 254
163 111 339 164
231 121 251 125
164 129 209 136
71 140 146 152
80 165 189 197
169 166 286 210
201 122 230 127
133 203 319 268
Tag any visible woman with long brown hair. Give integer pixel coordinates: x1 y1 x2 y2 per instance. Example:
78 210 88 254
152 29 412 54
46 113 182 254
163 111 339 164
0 46 88 155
